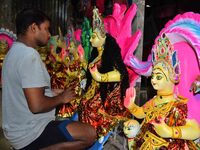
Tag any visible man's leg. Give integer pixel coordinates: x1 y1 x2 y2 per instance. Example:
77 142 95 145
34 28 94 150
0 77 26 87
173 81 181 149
40 121 97 150
20 120 97 150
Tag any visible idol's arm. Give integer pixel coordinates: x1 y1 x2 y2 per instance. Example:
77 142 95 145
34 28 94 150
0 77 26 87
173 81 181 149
89 64 120 82
128 103 145 119
170 119 200 140
152 118 200 140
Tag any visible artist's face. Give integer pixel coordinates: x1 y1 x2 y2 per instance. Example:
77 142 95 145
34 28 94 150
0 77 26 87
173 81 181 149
35 20 51 47
90 30 105 48
151 64 173 92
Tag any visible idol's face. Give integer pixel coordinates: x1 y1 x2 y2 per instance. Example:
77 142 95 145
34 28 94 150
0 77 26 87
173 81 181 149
151 63 173 92
123 120 140 138
151 68 167 91
90 30 105 48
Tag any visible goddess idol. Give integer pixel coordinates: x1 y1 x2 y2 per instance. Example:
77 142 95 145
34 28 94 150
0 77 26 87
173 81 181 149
124 33 200 149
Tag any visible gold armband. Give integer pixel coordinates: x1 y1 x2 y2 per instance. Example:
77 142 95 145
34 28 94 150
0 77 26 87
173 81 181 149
171 126 182 139
130 106 138 114
101 73 108 82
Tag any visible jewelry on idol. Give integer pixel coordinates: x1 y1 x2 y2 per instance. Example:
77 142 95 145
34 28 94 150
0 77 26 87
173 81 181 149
171 126 182 138
157 93 174 99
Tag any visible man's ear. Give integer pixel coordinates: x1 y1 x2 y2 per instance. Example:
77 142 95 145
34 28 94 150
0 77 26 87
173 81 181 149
29 23 37 33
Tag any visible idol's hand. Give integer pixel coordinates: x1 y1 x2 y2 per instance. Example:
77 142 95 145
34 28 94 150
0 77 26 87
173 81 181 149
150 116 171 138
88 56 101 69
124 86 136 109
190 75 200 94
77 44 84 60
89 64 120 82
89 64 100 81
124 87 145 118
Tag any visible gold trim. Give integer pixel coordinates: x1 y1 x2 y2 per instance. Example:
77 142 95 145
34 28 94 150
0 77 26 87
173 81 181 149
144 100 174 123
172 126 182 139
101 73 108 82
130 106 138 114
141 131 169 149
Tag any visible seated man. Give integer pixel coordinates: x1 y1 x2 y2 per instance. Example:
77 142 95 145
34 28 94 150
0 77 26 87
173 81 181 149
2 8 96 150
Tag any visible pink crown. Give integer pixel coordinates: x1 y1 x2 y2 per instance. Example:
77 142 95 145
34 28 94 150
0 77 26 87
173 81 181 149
152 34 180 83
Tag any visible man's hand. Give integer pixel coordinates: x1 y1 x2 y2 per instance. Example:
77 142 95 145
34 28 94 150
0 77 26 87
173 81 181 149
52 89 64 96
60 87 78 103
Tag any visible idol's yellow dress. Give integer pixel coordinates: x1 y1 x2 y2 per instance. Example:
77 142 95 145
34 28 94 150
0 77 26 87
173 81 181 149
134 96 198 150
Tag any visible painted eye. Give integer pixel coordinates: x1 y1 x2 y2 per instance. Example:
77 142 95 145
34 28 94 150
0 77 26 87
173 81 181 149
156 75 162 80
91 34 96 39
128 125 135 130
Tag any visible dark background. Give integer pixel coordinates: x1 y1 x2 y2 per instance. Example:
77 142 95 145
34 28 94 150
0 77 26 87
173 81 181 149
144 0 200 58
141 0 200 102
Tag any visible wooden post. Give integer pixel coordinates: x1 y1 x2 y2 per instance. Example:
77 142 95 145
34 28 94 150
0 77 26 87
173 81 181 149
131 0 145 105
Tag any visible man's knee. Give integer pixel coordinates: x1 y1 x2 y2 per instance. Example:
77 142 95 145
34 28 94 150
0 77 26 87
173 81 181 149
84 125 97 146
66 121 97 146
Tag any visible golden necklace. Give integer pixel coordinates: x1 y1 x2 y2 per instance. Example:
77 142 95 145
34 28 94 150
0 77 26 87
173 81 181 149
157 92 174 99
154 93 175 106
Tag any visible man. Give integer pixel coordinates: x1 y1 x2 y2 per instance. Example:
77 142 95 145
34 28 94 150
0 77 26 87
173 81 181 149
2 8 96 150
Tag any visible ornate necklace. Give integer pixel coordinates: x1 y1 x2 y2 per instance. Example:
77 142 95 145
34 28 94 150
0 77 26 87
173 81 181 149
157 93 174 99
154 93 175 106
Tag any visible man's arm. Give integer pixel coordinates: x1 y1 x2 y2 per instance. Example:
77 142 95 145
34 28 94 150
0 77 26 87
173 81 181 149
24 87 76 114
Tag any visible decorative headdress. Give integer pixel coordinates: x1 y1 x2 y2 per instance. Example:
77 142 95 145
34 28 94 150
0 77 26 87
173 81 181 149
152 33 180 83
0 28 16 49
92 7 106 38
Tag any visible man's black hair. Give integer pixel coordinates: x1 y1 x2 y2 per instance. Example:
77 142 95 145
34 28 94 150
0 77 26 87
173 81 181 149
16 8 51 36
